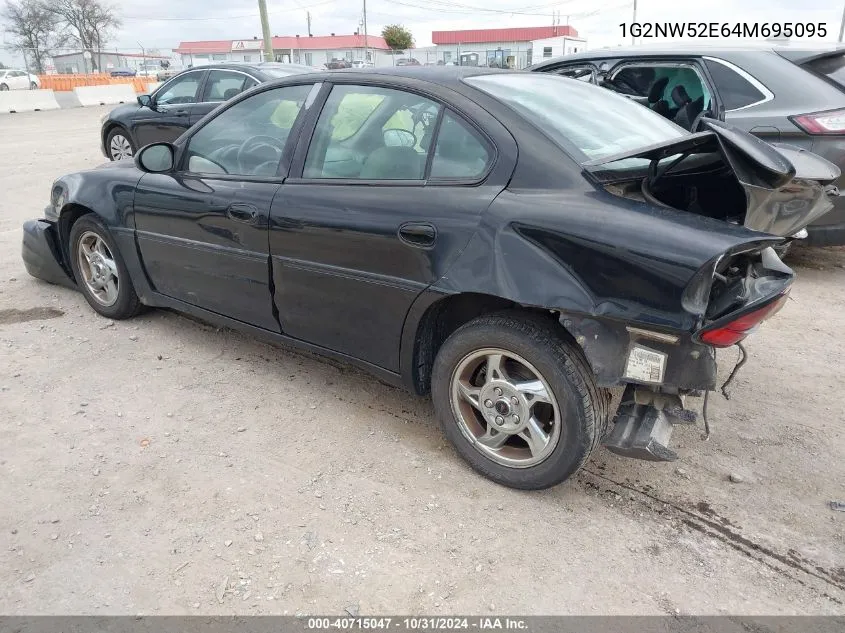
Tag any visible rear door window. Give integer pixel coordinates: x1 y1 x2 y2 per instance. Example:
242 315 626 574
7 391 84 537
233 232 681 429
204 70 251 102
703 58 767 110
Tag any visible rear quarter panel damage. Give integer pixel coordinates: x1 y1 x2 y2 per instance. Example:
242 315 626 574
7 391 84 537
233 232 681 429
432 187 781 390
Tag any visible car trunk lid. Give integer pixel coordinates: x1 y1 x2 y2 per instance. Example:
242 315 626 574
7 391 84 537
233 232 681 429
583 119 840 237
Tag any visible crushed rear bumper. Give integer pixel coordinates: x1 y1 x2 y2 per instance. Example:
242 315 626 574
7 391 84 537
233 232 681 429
21 219 76 290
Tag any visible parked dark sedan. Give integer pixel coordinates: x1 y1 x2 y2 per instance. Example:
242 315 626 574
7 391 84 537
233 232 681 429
23 69 838 489
530 44 845 246
100 62 315 161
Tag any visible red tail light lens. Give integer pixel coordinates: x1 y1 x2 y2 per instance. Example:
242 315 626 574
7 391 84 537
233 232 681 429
790 108 845 135
699 293 789 347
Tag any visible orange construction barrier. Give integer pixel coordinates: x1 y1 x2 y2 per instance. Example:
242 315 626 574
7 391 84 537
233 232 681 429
38 73 152 94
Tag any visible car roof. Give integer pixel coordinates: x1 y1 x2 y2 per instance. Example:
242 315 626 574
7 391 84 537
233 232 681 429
174 62 316 77
531 42 845 68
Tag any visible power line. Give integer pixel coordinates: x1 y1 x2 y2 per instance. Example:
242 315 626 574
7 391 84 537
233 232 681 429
123 0 336 22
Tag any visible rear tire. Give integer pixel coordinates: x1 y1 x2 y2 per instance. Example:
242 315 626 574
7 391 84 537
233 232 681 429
0 84 8 91
68 215 142 320
431 312 607 490
30 81 38 90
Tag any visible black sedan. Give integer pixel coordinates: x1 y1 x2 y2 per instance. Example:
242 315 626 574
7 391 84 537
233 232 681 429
100 62 315 161
23 69 837 489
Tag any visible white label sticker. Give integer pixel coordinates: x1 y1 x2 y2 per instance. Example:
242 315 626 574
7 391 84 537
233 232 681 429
624 345 667 384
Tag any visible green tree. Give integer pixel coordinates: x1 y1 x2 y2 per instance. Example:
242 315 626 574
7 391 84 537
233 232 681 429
381 24 413 52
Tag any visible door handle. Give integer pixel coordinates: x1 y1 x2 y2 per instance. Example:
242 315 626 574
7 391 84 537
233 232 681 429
398 222 436 248
227 203 259 224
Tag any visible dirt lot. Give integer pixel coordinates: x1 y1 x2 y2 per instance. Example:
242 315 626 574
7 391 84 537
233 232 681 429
0 107 844 616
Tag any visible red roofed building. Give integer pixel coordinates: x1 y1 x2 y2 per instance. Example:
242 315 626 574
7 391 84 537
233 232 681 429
174 34 394 68
421 25 586 69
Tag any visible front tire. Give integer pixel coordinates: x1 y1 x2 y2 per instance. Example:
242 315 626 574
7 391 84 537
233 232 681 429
68 215 142 320
106 127 135 161
30 81 38 90
431 312 607 490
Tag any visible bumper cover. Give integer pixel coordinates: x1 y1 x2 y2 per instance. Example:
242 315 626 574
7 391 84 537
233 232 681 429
21 219 77 290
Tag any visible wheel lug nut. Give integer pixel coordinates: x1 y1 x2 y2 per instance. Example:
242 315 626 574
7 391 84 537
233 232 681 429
494 416 504 426
494 388 503 396
513 415 520 424
511 396 519 405
484 399 493 408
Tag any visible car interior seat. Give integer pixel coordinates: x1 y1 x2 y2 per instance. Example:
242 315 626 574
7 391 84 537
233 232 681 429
647 76 670 118
223 88 241 100
359 146 422 179
671 85 704 131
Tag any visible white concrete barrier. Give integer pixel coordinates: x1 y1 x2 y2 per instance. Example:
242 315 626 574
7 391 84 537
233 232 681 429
0 89 61 113
74 84 137 106
145 82 161 94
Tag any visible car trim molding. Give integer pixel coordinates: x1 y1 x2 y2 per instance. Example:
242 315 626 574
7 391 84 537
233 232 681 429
271 253 429 292
702 56 775 112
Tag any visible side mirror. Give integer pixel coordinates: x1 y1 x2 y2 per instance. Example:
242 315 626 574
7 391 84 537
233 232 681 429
137 94 153 108
135 143 175 173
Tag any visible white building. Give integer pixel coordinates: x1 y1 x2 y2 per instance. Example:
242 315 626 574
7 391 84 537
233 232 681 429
425 25 584 69
531 35 588 62
174 34 394 69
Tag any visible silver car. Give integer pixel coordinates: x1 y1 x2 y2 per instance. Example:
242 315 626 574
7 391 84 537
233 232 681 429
531 44 845 246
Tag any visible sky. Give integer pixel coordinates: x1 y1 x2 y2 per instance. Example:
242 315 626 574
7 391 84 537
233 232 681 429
1 0 842 66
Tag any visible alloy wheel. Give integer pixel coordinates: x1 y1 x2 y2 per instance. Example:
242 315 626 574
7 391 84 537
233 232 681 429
76 231 120 307
109 134 133 160
450 347 562 468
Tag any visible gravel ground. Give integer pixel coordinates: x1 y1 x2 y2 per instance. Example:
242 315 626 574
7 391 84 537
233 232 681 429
0 107 843 615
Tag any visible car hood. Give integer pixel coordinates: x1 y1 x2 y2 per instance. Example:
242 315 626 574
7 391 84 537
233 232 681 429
583 119 840 237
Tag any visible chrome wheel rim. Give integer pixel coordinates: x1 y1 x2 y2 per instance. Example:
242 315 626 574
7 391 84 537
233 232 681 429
450 348 562 468
109 134 133 160
77 231 119 307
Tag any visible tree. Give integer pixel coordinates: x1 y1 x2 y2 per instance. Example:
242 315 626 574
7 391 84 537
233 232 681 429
47 0 120 72
2 0 64 74
381 24 413 53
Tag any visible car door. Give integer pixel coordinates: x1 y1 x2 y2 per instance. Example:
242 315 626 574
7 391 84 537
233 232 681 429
268 80 514 371
9 70 27 90
189 69 260 125
132 82 317 330
133 69 207 147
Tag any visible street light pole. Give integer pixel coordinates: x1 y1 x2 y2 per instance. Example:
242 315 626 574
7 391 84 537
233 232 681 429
258 0 274 62
839 1 845 42
632 0 638 45
363 0 369 64
138 41 146 75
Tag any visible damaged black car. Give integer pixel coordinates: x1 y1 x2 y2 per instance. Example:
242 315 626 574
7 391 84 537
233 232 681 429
21 69 840 489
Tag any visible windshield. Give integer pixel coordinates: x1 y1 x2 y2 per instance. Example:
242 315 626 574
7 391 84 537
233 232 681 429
804 53 845 91
464 73 687 162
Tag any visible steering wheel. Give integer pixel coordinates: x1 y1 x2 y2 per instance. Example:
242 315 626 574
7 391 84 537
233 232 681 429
237 135 285 174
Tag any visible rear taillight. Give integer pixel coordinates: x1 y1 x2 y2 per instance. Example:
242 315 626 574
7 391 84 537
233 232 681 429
790 108 845 135
699 293 789 347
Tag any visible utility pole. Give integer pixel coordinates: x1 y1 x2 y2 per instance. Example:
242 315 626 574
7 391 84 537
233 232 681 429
839 1 845 42
307 11 312 37
363 0 369 63
258 0 274 62
138 41 146 75
631 0 637 45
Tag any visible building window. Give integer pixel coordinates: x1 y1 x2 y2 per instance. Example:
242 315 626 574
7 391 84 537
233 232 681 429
243 55 252 62
443 51 452 62
345 51 353 61
305 52 313 66
212 53 228 61
543 47 553 58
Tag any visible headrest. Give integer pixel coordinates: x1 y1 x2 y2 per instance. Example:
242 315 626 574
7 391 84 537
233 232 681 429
648 77 669 103
671 85 691 107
